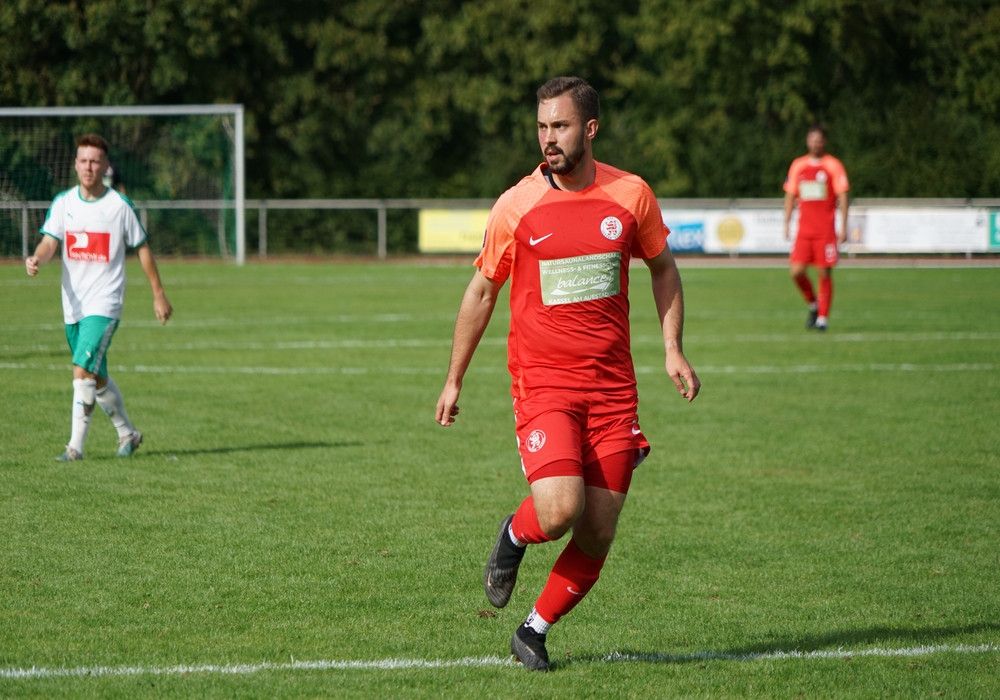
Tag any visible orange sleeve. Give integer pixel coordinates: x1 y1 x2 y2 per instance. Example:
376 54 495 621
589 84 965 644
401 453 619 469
598 164 667 260
474 204 514 282
475 172 547 282
631 189 668 260
824 156 850 195
783 157 807 195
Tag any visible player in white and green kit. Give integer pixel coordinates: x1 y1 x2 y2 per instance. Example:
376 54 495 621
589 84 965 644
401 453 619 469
25 133 173 461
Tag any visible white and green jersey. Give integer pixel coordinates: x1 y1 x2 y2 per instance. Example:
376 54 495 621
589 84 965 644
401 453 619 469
40 186 148 324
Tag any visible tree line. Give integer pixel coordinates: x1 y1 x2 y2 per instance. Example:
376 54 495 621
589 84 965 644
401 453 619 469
2 0 998 203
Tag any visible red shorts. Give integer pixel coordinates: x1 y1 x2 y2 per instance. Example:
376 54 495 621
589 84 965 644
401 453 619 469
790 235 838 268
513 389 651 492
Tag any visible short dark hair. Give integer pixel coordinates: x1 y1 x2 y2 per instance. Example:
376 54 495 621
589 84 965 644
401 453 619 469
807 123 828 139
537 77 600 123
76 133 110 155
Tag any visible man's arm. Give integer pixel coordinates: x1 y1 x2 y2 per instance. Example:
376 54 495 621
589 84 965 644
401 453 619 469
135 242 173 325
783 191 797 241
435 270 503 426
645 245 700 402
837 191 849 244
25 235 60 276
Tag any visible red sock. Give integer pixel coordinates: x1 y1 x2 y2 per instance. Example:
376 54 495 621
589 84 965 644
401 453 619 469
534 539 606 624
818 276 833 318
794 275 816 305
511 496 555 545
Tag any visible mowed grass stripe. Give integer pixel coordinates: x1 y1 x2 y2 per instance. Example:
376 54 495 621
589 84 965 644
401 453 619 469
3 330 998 355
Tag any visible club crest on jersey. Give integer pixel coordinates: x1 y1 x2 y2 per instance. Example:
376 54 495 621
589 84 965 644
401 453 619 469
600 216 623 240
815 170 828 183
66 231 111 263
526 429 546 453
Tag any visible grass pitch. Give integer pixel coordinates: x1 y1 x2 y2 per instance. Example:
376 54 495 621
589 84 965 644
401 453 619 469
1 258 998 698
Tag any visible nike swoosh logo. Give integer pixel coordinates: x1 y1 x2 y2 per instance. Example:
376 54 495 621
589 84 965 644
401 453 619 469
632 426 642 435
529 233 553 246
567 586 581 595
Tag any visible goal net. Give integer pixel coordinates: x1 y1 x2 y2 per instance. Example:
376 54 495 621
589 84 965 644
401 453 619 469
0 105 245 263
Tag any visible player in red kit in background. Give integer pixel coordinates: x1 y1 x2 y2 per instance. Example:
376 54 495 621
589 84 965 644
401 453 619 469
435 77 700 671
783 124 850 331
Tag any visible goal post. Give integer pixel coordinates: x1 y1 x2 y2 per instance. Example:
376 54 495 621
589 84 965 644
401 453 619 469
0 104 246 265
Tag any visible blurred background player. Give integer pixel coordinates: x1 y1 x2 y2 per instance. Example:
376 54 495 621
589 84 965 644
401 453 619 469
103 159 126 194
25 133 172 461
782 124 850 331
435 77 700 671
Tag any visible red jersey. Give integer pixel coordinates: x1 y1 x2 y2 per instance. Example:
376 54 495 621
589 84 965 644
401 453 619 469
783 154 849 238
475 161 668 398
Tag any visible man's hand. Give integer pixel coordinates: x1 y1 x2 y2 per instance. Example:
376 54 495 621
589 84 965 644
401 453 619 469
25 237 58 276
666 348 701 402
435 383 461 426
154 295 173 325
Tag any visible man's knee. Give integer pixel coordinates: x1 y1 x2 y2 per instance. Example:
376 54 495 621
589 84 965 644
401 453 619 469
573 517 619 557
530 475 586 539
531 468 587 539
536 499 583 539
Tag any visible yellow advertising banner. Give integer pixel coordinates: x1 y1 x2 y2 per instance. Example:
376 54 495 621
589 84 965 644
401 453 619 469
418 209 490 253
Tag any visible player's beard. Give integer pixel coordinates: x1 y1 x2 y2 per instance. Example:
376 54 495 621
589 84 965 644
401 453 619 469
546 136 586 175
76 167 104 191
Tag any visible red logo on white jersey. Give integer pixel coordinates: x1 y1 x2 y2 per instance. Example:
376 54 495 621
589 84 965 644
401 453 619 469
66 231 111 263
600 216 623 240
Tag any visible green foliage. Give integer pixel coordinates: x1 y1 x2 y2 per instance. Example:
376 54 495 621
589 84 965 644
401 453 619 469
613 0 1000 197
1 0 998 210
1 260 999 697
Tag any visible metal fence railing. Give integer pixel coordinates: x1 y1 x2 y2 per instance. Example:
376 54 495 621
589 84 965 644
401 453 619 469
4 198 999 262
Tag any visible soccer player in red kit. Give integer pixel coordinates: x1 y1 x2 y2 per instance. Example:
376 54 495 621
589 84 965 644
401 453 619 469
435 77 700 671
783 124 850 331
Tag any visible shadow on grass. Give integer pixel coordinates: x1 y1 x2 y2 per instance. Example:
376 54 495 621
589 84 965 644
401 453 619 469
722 621 1000 656
142 440 363 457
565 621 1000 668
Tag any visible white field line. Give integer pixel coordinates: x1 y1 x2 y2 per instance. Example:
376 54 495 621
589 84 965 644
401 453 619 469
1 332 996 376
2 359 997 380
0 361 996 377
2 643 998 680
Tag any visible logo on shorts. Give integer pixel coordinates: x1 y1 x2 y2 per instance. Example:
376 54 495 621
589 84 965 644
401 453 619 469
526 429 546 453
600 216 623 240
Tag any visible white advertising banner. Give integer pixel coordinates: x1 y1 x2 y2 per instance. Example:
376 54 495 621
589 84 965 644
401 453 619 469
853 208 991 252
661 206 997 255
417 205 1000 255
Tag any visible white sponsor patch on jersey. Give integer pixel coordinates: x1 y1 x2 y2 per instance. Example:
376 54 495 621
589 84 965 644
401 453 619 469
538 252 621 306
